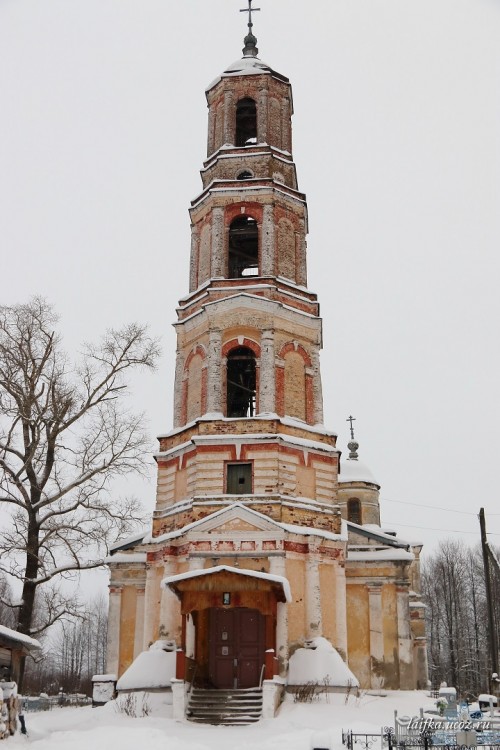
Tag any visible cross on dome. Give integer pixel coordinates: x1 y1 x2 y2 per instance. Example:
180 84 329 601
346 415 359 459
240 0 261 32
239 0 261 57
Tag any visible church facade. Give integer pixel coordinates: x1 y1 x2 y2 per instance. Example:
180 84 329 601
106 21 428 706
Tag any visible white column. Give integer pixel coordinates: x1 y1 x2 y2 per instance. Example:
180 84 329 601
396 583 413 687
159 560 180 642
133 588 145 659
259 329 275 414
188 557 205 571
305 558 322 638
334 564 348 660
207 328 223 414
106 587 122 674
211 207 225 278
367 583 384 687
261 204 275 276
269 556 289 676
143 565 158 650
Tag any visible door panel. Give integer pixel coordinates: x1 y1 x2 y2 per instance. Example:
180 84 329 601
208 607 265 689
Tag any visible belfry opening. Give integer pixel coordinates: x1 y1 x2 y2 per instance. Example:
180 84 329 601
235 97 257 146
226 346 256 418
228 215 259 278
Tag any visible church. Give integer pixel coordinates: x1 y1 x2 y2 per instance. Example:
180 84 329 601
106 8 428 720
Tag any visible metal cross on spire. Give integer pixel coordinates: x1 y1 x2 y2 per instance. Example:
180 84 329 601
240 0 261 33
346 415 356 440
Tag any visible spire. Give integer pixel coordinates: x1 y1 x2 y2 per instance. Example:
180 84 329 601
240 0 260 57
346 415 359 460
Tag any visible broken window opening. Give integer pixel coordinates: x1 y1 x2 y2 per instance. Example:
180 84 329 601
236 98 257 147
347 498 362 525
226 347 256 418
228 216 259 278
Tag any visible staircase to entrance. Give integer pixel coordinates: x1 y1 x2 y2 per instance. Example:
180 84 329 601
186 686 263 725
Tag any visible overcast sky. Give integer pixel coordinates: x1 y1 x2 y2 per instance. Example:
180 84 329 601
2 0 499 589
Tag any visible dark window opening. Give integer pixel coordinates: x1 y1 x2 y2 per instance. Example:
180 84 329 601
226 463 253 494
347 498 362 525
226 347 256 417
237 170 253 180
228 216 259 278
236 98 257 147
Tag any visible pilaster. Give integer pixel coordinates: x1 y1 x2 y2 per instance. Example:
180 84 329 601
305 557 322 638
261 203 275 275
133 588 145 659
396 582 413 688
269 556 288 675
367 583 384 688
106 587 122 674
211 207 225 278
259 328 275 414
207 328 223 413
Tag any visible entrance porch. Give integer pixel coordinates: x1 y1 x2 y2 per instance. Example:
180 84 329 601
163 564 290 719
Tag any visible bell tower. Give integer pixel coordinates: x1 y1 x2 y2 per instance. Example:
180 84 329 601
106 7 426 701
157 21 339 542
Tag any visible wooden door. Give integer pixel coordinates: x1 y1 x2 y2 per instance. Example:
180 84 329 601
208 607 265 689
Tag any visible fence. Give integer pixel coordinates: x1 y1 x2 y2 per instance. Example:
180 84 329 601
23 694 91 712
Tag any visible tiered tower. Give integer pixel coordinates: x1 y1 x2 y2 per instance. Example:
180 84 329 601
106 15 428 703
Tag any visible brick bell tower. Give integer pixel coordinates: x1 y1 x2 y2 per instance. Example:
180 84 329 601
150 20 347 678
106 14 350 703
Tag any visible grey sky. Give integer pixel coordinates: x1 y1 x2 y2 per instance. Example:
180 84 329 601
2 0 499 577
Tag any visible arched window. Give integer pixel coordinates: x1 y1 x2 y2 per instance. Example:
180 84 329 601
226 347 256 417
228 216 258 278
237 170 253 180
347 498 362 525
236 98 257 146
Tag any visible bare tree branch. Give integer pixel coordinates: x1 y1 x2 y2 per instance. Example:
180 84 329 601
0 298 159 670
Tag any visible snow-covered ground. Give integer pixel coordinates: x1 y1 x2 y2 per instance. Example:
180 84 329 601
9 690 433 750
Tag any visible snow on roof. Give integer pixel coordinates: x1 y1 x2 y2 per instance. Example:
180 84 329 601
348 548 414 562
0 624 41 651
92 674 117 682
206 55 289 91
157 414 335 441
116 644 176 691
288 637 359 687
339 457 379 486
347 520 411 549
162 564 292 602
110 528 148 553
156 432 337 463
144 502 346 545
106 552 147 564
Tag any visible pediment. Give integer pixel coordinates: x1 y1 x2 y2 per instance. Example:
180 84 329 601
186 503 283 536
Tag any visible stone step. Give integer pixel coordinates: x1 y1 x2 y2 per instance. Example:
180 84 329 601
189 695 262 706
187 687 263 725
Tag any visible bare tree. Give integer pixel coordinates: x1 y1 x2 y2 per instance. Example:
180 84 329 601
0 298 159 684
422 539 494 698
